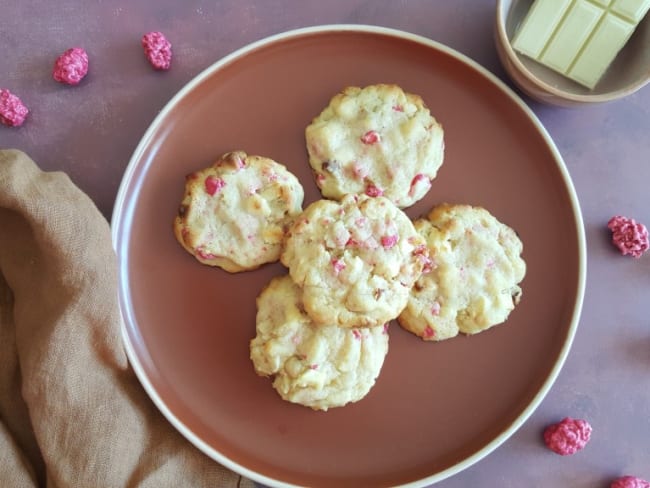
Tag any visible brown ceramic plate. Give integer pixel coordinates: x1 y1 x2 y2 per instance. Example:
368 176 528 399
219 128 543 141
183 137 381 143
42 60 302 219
111 25 586 487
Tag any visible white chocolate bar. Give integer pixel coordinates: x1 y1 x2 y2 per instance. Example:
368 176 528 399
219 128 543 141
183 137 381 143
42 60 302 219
512 0 650 89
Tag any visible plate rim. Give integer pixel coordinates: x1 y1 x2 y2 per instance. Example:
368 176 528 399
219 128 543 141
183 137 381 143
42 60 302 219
110 23 587 488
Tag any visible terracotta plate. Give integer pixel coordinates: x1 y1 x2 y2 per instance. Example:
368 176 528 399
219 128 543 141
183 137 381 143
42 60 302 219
112 25 586 487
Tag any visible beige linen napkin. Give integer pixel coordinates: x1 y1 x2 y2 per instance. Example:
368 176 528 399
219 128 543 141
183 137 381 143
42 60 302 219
0 149 254 488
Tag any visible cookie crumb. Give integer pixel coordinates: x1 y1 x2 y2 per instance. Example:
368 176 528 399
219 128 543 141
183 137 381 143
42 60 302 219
0 89 29 127
543 417 592 455
608 215 649 258
611 476 650 488
142 31 172 70
53 47 89 85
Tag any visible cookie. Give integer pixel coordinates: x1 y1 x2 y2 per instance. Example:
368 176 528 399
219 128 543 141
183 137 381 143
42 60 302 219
305 84 445 208
281 193 429 328
173 151 304 272
398 203 526 341
250 275 389 411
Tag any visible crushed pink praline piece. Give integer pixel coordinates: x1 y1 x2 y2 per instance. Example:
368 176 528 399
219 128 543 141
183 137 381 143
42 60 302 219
611 476 650 488
0 88 29 127
413 244 432 273
360 130 380 144
381 235 398 249
365 184 383 197
53 47 89 85
331 258 345 274
142 31 172 70
345 237 359 247
607 215 649 258
423 325 435 339
196 247 216 260
543 417 592 455
204 176 225 195
409 173 430 196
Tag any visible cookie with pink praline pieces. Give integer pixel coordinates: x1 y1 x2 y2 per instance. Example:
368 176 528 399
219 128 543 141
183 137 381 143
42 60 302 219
53 47 89 85
305 84 445 208
281 193 429 328
250 275 389 411
398 203 526 342
173 151 304 272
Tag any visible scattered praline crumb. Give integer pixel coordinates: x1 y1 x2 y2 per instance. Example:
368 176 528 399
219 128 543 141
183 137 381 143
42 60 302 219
608 215 649 258
0 88 28 127
53 47 89 85
543 417 592 455
142 31 172 70
611 475 650 488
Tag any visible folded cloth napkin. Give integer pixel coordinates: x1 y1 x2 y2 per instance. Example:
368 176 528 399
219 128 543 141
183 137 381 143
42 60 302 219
0 149 255 488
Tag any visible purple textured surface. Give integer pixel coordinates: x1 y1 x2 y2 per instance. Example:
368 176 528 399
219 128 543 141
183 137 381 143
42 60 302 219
1 1 649 487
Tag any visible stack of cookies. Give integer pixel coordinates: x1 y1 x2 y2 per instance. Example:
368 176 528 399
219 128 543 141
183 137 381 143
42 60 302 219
173 84 526 411
250 193 429 410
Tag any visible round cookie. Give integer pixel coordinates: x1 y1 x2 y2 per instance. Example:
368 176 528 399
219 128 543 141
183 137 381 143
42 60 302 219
250 275 389 411
398 203 526 341
305 84 445 208
173 151 304 272
281 193 429 328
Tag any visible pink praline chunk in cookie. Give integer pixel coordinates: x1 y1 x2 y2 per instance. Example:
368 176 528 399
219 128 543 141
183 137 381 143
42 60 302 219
381 235 398 249
331 258 345 274
360 130 381 144
204 176 225 195
423 325 435 339
365 184 383 197
409 173 431 197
